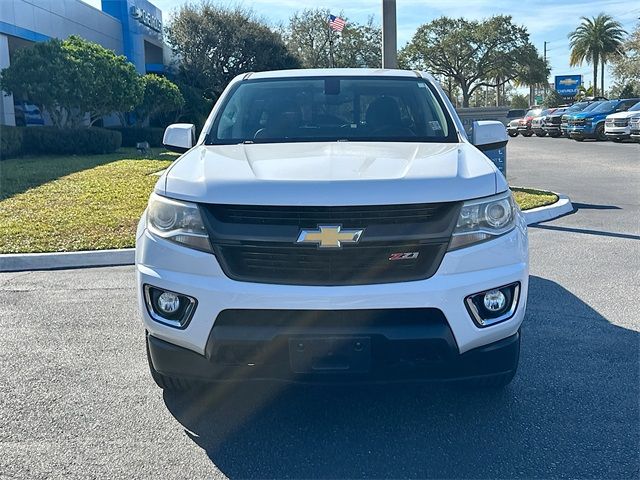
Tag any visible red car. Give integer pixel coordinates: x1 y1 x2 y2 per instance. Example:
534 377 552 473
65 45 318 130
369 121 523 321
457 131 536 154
517 107 543 137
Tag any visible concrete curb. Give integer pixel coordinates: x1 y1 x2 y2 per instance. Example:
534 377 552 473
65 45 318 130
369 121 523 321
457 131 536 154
522 194 574 226
0 194 573 273
0 248 134 273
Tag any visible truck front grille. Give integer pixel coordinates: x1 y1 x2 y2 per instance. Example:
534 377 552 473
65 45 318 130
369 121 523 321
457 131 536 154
201 203 461 286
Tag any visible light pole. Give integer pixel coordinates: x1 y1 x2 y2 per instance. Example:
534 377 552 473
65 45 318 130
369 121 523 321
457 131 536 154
382 0 397 68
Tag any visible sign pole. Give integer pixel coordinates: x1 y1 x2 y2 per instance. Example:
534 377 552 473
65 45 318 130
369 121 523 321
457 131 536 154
382 0 397 68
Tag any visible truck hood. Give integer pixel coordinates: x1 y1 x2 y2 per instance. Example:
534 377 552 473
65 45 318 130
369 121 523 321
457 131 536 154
159 142 503 206
607 111 640 120
573 111 611 120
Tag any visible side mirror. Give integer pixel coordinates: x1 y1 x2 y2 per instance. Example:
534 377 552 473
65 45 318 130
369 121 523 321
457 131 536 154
163 123 196 153
472 120 508 152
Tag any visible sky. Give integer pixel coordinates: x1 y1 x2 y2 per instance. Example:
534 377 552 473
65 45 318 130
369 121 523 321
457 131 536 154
83 0 640 90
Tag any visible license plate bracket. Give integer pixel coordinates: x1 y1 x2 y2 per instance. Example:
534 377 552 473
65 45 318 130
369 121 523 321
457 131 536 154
289 336 371 374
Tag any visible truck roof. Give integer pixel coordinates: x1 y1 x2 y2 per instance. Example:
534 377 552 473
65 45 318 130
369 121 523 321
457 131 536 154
246 68 429 80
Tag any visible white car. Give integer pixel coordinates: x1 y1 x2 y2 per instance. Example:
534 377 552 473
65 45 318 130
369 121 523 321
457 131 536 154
605 101 640 142
136 69 529 391
630 116 640 142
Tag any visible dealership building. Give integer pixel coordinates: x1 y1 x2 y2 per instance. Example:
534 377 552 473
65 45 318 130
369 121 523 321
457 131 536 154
0 0 168 126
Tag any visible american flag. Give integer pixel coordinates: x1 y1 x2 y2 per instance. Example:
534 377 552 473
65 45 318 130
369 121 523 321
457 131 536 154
328 14 346 32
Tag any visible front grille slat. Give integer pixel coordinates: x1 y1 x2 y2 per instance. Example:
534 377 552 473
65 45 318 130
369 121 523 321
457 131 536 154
202 202 460 286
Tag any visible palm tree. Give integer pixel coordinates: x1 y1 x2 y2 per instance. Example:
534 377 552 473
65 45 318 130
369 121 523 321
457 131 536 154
568 14 626 96
515 50 550 106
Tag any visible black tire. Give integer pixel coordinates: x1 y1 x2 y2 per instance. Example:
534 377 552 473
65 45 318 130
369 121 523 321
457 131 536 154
595 124 607 141
146 339 194 391
535 131 547 137
522 132 533 137
508 131 518 137
574 137 585 142
611 138 623 143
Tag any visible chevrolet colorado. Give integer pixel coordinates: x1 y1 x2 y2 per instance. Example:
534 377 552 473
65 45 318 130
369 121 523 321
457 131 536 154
137 69 529 390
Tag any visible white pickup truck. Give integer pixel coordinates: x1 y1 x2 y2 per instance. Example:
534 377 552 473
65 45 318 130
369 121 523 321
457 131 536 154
136 69 529 390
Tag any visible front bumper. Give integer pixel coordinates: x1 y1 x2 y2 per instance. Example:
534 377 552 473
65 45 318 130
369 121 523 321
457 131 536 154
569 125 595 138
147 328 521 383
605 126 630 138
136 216 529 380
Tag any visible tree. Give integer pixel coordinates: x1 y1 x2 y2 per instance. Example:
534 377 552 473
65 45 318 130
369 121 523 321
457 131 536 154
610 23 640 97
166 2 300 101
543 89 566 108
134 74 184 126
515 46 551 105
0 35 142 127
510 94 529 109
569 14 626 97
0 39 71 127
285 9 381 68
400 16 531 107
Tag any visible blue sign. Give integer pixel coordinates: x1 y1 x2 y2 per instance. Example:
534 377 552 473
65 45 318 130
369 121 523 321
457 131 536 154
555 75 582 97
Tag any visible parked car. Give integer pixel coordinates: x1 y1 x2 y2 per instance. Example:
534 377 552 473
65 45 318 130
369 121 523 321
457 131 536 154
507 118 521 137
531 108 557 137
14 101 45 127
559 101 601 137
140 69 528 391
542 107 570 137
504 109 526 126
604 101 640 142
517 107 543 137
630 116 640 142
569 98 640 141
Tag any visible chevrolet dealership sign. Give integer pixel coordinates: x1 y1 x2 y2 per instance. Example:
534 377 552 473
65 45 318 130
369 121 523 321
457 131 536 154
555 75 582 97
130 5 162 32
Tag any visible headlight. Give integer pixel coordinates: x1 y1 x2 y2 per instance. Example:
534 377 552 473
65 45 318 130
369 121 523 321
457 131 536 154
448 191 517 250
146 193 212 252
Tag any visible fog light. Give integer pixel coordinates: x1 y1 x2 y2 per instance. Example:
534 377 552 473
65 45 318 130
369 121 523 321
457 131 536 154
465 282 520 328
143 285 197 329
157 292 180 314
483 289 506 312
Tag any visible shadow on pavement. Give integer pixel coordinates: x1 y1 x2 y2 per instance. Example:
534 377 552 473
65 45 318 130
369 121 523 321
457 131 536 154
571 202 621 211
530 223 640 240
164 276 639 479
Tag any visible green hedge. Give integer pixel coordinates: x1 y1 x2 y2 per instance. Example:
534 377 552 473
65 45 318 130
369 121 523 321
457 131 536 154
24 127 122 155
0 127 122 158
0 126 24 160
108 127 165 148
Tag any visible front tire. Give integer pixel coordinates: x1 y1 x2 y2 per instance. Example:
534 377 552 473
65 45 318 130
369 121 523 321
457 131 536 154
535 131 547 137
595 124 607 141
522 131 533 137
508 131 519 137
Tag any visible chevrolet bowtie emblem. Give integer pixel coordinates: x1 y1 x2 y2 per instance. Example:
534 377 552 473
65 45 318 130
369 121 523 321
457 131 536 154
296 225 364 248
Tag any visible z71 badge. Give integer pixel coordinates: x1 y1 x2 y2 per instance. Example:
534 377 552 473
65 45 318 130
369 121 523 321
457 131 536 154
388 252 420 261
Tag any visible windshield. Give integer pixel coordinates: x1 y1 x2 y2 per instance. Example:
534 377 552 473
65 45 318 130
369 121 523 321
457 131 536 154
567 102 589 112
525 109 542 117
590 100 616 113
208 76 457 144
628 101 640 112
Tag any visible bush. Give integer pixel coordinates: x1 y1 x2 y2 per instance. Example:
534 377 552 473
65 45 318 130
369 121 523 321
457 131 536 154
108 127 165 148
0 126 24 160
23 127 121 155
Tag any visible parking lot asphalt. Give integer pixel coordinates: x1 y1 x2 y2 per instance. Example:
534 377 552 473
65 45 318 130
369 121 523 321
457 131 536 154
1 136 638 479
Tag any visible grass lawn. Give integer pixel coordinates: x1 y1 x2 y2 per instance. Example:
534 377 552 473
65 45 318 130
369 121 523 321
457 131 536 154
511 187 559 211
0 151 559 254
0 149 175 254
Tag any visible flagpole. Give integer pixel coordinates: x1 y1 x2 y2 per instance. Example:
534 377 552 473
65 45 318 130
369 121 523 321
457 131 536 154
328 19 335 68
